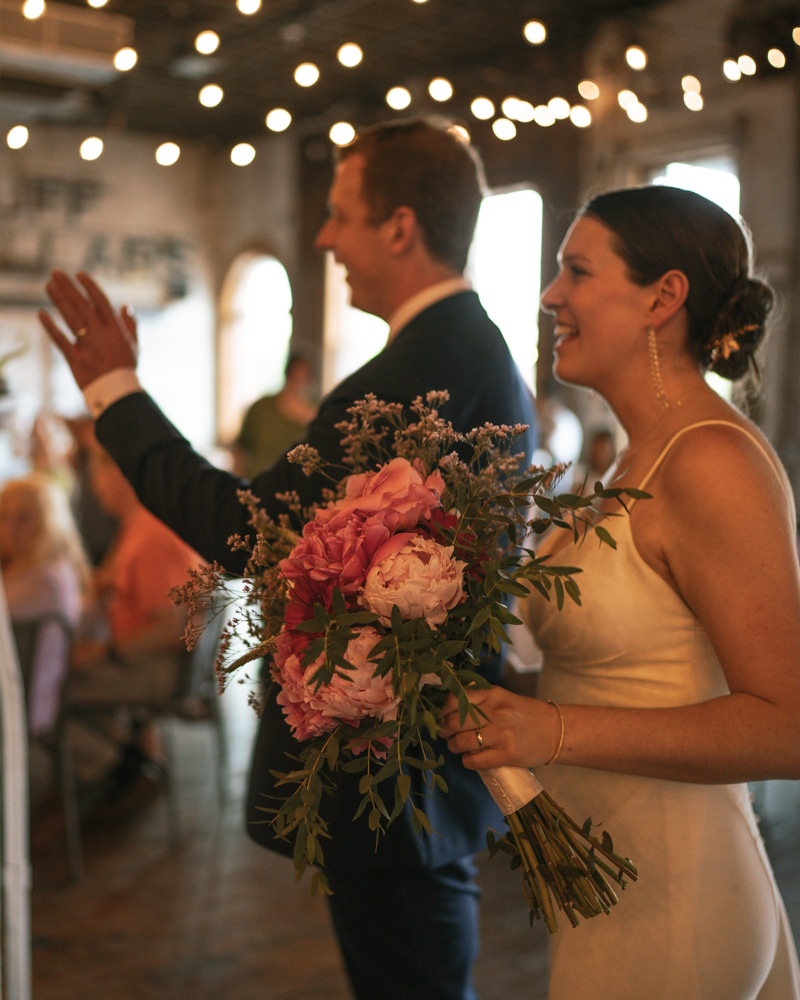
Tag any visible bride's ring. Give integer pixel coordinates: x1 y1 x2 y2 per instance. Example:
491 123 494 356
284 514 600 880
74 327 88 339
475 728 484 749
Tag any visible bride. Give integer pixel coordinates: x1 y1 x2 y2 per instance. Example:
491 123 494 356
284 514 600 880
441 185 800 998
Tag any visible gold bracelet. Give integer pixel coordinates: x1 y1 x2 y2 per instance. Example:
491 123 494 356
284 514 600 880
545 700 565 765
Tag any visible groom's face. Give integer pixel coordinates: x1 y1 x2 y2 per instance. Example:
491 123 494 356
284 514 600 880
315 153 395 321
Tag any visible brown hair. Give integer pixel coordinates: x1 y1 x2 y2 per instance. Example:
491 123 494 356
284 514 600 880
338 118 485 272
583 185 773 380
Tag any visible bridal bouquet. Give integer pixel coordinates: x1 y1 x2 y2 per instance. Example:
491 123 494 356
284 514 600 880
178 391 641 931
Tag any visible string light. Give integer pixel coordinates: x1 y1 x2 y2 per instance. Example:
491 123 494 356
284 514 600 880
548 97 570 119
294 63 320 87
329 121 356 145
22 0 45 19
337 43 363 67
492 118 516 140
87 0 109 7
533 105 555 127
617 89 638 109
428 77 453 102
195 31 220 55
199 84 224 108
523 20 546 45
80 137 104 161
236 0 261 13
114 47 138 71
767 48 786 69
577 80 600 101
470 97 495 120
681 75 701 93
7 125 29 150
386 86 411 110
625 45 647 70
683 91 703 111
738 54 757 75
722 58 741 81
155 142 181 166
626 101 648 123
570 105 592 128
230 143 256 166
793 27 800 46
266 108 292 132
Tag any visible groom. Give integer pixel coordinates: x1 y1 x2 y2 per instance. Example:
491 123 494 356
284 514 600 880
40 118 536 1000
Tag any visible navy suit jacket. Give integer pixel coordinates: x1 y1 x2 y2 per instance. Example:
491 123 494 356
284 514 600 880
96 289 536 872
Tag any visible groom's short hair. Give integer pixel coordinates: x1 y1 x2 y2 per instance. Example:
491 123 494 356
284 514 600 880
338 118 485 273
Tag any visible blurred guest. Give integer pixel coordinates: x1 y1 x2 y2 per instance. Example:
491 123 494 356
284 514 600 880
0 472 90 801
67 442 203 802
232 353 317 478
570 425 617 493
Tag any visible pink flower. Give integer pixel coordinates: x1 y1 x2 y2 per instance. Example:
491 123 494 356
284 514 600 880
273 626 399 741
280 510 391 622
335 457 445 532
360 533 466 627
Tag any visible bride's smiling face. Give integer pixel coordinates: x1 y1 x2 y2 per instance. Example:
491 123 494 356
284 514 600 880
540 214 656 391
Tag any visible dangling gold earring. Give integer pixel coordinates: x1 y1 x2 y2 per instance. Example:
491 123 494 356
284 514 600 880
647 325 669 410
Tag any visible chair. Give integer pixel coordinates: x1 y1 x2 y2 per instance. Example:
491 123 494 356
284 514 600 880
56 600 229 881
10 613 82 880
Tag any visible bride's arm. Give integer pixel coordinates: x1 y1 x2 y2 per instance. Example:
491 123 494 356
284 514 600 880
441 424 800 783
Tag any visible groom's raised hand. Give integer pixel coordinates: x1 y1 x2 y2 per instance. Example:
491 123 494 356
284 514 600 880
38 270 139 389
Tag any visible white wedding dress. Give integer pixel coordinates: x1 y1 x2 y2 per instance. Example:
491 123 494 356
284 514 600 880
520 422 800 999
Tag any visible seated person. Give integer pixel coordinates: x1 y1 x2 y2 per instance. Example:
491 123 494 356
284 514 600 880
67 441 203 798
0 472 90 803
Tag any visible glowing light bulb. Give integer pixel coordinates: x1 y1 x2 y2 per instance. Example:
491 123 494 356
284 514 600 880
329 122 356 146
155 142 181 166
337 43 363 67
577 80 600 101
114 47 138 71
626 101 648 123
723 59 742 81
767 48 786 69
625 45 647 70
523 20 546 45
22 0 45 19
682 75 701 93
738 54 756 75
428 77 453 102
533 105 555 127
386 86 411 110
492 118 516 140
80 136 104 161
570 105 592 128
266 108 292 132
231 143 256 166
294 62 319 87
236 0 261 13
617 89 638 109
683 91 703 111
470 97 495 120
195 31 220 55
199 84 224 107
7 125 29 150
548 96 570 119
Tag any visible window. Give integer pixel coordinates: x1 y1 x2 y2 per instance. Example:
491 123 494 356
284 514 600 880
217 253 293 442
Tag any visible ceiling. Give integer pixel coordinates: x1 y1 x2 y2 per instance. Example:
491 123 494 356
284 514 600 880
0 0 679 145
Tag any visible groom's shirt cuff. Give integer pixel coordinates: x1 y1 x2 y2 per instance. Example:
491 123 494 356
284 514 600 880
83 369 143 418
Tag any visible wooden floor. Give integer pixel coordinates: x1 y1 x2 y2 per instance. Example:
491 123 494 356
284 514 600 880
29 684 800 1000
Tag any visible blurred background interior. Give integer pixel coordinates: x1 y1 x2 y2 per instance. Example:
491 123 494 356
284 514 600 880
0 0 799 996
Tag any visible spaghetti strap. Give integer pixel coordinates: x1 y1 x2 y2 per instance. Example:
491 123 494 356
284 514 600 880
636 419 778 494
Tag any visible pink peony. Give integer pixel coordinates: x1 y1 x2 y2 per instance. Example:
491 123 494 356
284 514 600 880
360 532 466 627
335 457 445 532
273 626 399 741
280 509 391 623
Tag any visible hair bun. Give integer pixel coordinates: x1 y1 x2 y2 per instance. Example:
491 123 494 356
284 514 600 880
705 276 773 379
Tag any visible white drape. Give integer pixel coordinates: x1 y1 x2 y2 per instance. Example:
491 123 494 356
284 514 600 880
0 574 32 1000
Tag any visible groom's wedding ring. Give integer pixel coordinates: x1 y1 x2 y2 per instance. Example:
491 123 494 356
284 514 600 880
475 728 484 749
74 327 88 339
